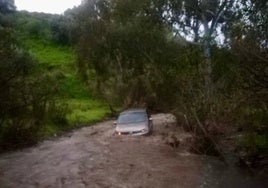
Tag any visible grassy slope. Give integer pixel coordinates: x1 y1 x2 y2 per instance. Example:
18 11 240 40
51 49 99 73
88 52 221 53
23 37 110 136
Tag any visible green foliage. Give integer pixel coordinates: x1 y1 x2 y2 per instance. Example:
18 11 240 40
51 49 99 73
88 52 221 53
0 0 16 14
21 35 109 134
61 74 90 99
226 0 268 159
22 38 75 67
71 0 267 158
14 11 74 45
50 15 72 45
0 26 64 150
0 122 39 150
36 99 109 138
230 0 268 93
0 10 110 151
238 133 268 157
75 0 186 108
47 101 69 126
235 106 267 132
1 0 266 160
66 99 109 125
15 12 52 39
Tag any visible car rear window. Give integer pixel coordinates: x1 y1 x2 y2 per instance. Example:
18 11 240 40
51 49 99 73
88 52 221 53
118 112 147 124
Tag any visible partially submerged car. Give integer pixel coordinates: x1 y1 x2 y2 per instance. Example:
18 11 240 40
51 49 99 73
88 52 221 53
114 108 153 136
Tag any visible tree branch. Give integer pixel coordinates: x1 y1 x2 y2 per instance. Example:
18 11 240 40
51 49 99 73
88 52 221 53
209 0 229 36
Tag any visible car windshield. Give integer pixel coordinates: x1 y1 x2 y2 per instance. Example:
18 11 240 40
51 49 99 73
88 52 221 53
118 112 147 124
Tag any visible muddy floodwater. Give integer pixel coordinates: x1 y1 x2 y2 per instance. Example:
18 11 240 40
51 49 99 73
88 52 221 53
0 114 267 188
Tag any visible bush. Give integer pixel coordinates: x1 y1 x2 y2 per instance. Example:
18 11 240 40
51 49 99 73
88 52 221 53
47 101 69 126
0 27 69 150
0 120 40 151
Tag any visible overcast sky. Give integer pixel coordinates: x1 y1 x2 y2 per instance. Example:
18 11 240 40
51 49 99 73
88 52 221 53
15 0 82 14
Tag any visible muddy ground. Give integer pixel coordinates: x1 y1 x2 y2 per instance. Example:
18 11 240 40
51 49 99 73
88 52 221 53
0 114 267 188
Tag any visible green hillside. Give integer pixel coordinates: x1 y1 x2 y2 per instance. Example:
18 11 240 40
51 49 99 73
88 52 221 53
16 12 110 137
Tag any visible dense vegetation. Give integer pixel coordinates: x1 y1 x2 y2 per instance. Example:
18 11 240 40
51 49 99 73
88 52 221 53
68 0 267 165
0 1 110 151
0 0 267 167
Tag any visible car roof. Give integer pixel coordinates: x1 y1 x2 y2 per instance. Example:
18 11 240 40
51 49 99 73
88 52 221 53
120 108 147 115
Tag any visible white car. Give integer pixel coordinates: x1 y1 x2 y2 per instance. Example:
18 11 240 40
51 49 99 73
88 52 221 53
114 109 153 136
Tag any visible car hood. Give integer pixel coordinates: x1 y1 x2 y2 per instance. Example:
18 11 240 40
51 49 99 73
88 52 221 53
115 122 148 132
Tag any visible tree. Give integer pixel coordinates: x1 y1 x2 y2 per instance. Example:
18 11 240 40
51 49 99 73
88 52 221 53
0 0 15 13
51 15 71 44
230 0 268 93
167 0 235 98
0 9 63 148
72 0 187 107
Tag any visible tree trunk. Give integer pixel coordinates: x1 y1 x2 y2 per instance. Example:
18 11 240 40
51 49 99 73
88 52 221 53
203 40 212 99
202 19 212 100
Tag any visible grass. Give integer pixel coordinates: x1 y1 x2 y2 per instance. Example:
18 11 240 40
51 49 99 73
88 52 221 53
24 38 75 68
38 99 110 138
22 37 110 137
61 74 90 99
66 99 110 125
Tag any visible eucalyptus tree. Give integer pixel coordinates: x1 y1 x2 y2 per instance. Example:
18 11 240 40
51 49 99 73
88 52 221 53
0 0 15 13
166 0 235 98
0 0 15 27
73 0 184 106
230 0 268 93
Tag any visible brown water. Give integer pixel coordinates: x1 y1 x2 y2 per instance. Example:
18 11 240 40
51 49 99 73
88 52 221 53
0 114 267 188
